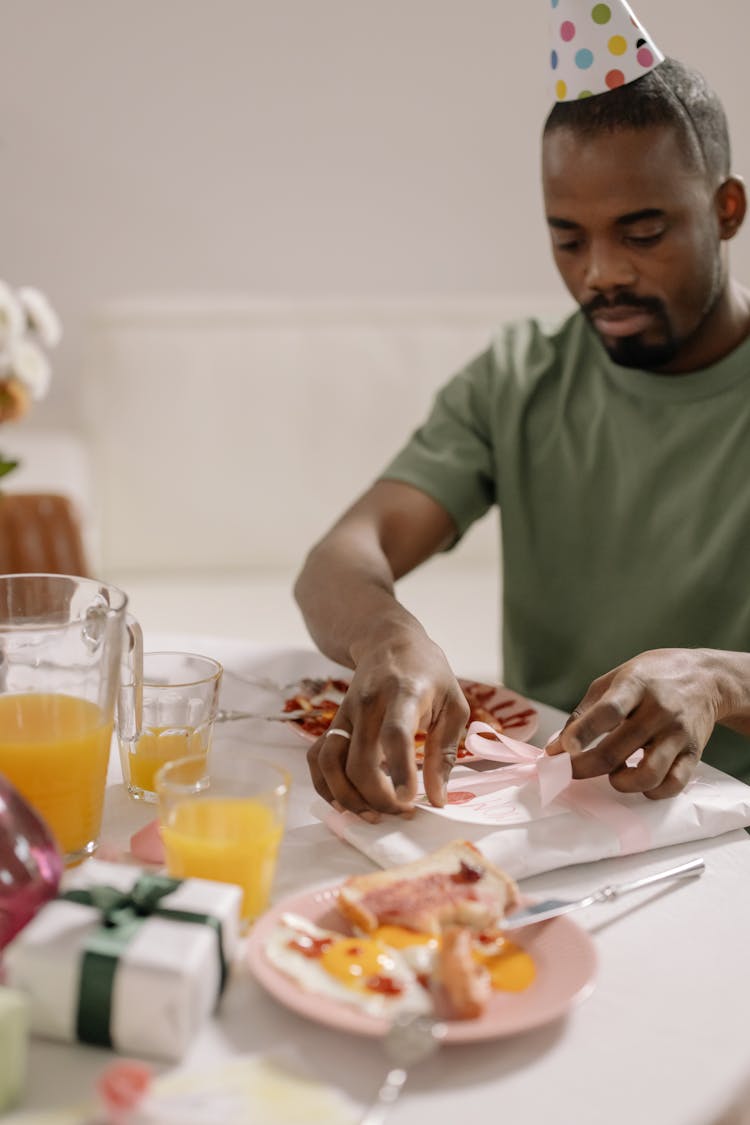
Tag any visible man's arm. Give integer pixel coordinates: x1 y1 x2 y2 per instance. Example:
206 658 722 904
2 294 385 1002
294 479 471 817
546 648 750 798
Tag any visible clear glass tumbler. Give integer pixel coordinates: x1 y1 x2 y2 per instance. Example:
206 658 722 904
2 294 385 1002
118 651 223 802
156 739 290 928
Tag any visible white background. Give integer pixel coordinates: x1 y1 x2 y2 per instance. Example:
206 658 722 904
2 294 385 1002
3 0 748 427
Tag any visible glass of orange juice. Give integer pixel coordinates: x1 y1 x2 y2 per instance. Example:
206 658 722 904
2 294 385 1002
0 573 136 866
155 740 290 928
117 652 223 802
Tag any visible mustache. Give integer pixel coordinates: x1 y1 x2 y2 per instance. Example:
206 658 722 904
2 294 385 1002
582 293 665 318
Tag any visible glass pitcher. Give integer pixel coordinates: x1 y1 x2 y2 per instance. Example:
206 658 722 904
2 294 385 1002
0 573 141 865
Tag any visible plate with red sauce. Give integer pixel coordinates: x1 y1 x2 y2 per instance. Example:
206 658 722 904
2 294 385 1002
282 677 539 762
247 880 597 1043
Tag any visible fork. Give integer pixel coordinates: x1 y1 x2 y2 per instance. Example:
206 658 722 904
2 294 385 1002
215 706 332 724
222 669 334 697
359 1012 447 1125
500 856 705 930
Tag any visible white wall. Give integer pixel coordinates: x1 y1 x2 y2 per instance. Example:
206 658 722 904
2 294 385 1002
4 0 750 430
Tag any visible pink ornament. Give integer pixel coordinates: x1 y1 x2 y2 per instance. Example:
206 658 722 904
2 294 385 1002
0 774 63 951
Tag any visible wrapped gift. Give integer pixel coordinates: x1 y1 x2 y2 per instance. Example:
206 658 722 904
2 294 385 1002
2 860 242 1061
0 987 29 1112
314 728 750 880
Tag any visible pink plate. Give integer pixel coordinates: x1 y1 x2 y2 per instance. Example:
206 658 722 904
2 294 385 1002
285 677 539 763
247 882 597 1043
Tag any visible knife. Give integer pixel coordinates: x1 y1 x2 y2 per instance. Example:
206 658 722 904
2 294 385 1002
500 857 705 930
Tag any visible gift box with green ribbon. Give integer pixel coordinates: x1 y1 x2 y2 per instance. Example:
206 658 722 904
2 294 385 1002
2 860 243 1061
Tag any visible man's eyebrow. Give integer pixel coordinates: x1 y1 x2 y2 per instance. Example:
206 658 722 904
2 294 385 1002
547 217 579 230
547 208 667 230
615 208 666 226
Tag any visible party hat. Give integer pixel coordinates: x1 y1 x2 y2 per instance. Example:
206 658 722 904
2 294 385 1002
549 1 664 102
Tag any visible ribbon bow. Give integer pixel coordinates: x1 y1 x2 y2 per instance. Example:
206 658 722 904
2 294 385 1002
65 873 185 926
61 874 227 1048
464 721 651 852
464 722 573 806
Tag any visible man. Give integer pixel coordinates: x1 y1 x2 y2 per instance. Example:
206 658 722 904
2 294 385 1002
294 8 750 820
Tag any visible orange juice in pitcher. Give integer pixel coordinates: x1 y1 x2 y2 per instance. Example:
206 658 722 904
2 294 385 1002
0 574 135 866
0 693 112 860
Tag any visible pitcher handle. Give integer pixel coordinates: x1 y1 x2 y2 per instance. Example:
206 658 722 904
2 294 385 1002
118 613 143 742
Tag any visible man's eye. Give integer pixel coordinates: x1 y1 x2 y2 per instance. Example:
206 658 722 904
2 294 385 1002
554 240 582 253
626 231 665 247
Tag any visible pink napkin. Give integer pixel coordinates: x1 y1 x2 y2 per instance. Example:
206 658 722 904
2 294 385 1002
129 819 166 866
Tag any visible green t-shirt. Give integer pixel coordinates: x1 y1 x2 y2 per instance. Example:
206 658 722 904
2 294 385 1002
381 309 750 782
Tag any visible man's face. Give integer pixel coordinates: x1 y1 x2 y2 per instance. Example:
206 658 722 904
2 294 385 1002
542 124 723 370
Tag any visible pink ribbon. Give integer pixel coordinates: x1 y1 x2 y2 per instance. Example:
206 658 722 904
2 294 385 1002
464 722 574 806
464 721 652 853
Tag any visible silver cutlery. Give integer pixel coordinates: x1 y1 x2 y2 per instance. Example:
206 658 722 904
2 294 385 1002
359 1012 447 1125
216 706 331 724
500 856 705 930
222 669 337 697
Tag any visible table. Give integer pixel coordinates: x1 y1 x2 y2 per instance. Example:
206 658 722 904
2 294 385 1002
19 635 750 1125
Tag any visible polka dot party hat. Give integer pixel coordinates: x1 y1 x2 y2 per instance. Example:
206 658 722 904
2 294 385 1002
549 0 664 102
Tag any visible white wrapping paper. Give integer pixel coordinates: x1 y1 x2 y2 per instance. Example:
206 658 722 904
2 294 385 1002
312 760 750 880
3 860 243 1061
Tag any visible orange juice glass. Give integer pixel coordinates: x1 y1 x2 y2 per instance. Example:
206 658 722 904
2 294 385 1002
156 741 290 927
0 574 134 865
117 652 222 802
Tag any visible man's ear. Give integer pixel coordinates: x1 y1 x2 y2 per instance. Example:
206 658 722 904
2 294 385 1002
716 176 747 241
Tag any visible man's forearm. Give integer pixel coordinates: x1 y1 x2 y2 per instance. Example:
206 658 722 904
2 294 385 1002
293 534 428 670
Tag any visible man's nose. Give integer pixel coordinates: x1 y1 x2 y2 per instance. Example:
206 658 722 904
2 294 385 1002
584 241 637 292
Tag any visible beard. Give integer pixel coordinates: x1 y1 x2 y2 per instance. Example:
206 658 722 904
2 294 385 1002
582 293 681 369
601 330 680 369
581 256 725 371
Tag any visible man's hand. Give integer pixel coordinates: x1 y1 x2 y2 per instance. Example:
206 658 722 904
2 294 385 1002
545 648 724 798
306 629 470 819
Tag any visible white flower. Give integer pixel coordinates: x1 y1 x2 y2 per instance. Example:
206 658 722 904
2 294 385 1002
17 286 62 349
0 281 25 347
8 338 51 401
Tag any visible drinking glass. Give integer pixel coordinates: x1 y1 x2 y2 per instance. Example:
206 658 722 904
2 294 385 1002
117 651 223 802
0 573 137 865
155 739 290 927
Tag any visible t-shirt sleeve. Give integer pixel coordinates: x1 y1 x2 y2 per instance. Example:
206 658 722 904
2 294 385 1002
379 346 497 542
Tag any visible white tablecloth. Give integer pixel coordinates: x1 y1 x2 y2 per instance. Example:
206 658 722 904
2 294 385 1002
17 635 750 1125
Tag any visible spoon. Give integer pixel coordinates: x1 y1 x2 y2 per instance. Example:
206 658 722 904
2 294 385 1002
359 1012 447 1125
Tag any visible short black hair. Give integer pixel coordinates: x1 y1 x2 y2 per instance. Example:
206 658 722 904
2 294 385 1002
543 58 730 182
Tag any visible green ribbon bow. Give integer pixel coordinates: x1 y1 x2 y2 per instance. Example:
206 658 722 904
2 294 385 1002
61 874 227 1048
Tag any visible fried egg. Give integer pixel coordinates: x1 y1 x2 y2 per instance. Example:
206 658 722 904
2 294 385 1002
369 924 440 975
473 934 536 992
369 926 536 994
265 914 432 1018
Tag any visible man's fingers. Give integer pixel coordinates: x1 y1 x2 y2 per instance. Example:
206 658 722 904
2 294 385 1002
546 671 617 755
310 721 383 822
421 692 470 806
306 739 335 804
643 750 699 799
558 677 647 759
346 692 423 814
567 692 663 780
305 669 469 817
611 737 700 798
